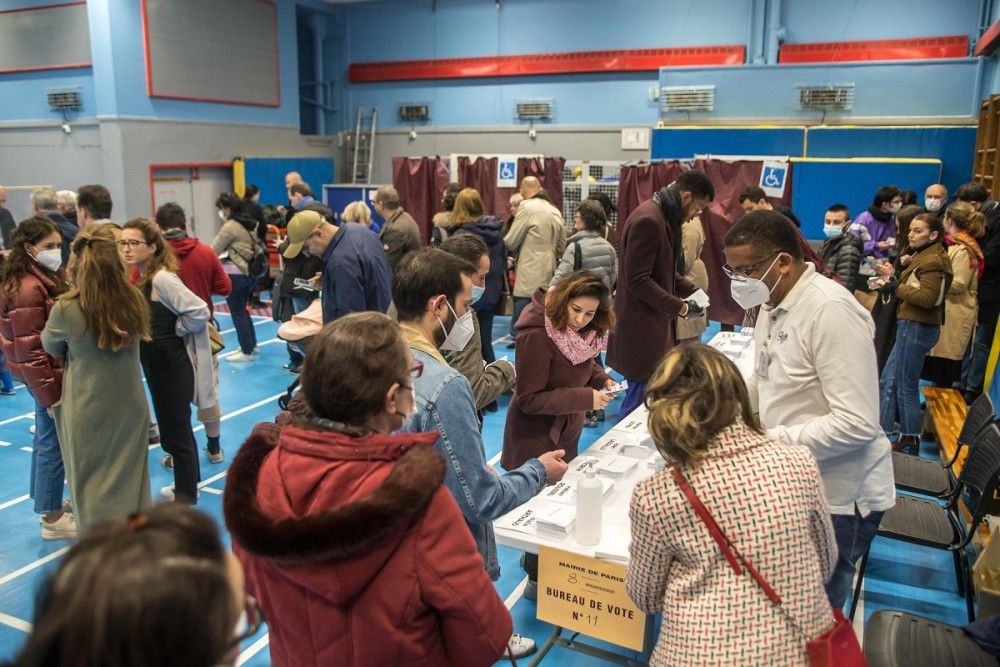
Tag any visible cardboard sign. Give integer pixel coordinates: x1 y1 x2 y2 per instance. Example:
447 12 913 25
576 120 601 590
537 546 647 651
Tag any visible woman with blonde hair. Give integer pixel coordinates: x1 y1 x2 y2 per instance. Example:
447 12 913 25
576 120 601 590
121 218 212 504
627 343 836 665
340 200 372 228
41 225 152 530
439 187 507 361
924 201 987 387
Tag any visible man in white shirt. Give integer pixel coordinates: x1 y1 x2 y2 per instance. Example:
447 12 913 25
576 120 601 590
723 210 895 609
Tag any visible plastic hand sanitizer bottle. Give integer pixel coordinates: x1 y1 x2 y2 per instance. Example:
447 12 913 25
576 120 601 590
576 465 603 546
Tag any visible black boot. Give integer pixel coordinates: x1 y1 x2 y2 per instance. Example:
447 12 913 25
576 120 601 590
894 435 920 456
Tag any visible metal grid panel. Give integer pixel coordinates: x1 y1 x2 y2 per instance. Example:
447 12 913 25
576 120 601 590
562 161 622 233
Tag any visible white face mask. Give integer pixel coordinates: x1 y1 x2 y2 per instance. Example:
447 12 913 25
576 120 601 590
729 255 782 310
217 210 226 222
33 247 62 272
437 300 475 352
471 284 485 304
925 198 943 212
889 203 902 215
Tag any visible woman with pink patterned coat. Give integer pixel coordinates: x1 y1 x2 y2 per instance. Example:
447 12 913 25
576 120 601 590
626 343 837 666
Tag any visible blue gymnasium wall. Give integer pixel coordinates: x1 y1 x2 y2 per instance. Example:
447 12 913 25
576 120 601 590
0 0 303 125
325 0 986 130
243 157 334 207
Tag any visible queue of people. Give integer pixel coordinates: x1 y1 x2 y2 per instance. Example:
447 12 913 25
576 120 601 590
2 169 998 667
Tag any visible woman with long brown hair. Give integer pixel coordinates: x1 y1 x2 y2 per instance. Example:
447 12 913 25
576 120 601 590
122 218 212 504
41 224 151 530
0 215 73 539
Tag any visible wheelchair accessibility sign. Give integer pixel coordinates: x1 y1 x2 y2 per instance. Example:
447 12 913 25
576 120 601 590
497 156 518 188
759 160 788 198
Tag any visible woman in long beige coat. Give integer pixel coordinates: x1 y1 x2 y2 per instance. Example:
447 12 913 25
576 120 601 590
676 216 708 341
925 202 986 387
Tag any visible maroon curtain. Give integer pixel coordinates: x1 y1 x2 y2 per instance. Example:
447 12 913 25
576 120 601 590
392 156 449 244
518 156 565 214
616 161 686 231
457 156 501 216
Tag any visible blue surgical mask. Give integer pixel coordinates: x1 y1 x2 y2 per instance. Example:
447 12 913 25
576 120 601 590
471 284 485 304
822 224 844 239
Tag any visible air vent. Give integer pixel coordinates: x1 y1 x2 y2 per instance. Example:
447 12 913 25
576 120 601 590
47 88 81 112
398 103 430 122
515 99 553 121
659 85 715 114
798 84 854 111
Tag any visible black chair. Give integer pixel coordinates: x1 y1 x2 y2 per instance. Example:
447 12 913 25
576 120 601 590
864 611 998 667
850 424 1000 623
893 393 995 497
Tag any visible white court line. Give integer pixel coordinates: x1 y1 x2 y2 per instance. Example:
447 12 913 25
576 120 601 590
852 572 866 643
0 440 10 446
200 486 223 495
0 494 30 511
0 611 31 633
236 634 270 665
0 546 69 587
0 412 34 426
488 451 502 466
492 334 513 345
219 337 281 359
149 391 286 450
19 447 31 453
505 576 529 609
219 319 273 335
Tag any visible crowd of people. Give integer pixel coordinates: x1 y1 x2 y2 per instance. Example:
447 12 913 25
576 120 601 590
0 168 997 666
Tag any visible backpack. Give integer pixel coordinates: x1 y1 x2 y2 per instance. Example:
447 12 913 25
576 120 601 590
233 224 268 278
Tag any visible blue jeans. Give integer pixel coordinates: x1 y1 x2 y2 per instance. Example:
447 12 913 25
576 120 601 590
827 507 884 609
959 303 999 393
286 294 314 364
227 273 258 354
509 296 531 338
28 392 65 514
617 379 647 420
879 320 939 436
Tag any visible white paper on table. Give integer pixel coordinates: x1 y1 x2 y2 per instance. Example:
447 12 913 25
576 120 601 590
540 477 615 505
597 456 639 478
534 503 577 533
591 436 629 456
688 288 710 309
567 455 601 476
494 505 539 534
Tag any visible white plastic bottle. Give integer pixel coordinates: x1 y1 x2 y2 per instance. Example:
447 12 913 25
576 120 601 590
576 466 603 546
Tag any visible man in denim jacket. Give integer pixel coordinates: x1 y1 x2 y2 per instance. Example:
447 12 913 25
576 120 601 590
397 248 567 580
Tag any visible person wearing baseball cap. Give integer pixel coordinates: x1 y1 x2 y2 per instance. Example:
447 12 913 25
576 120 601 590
283 209 391 323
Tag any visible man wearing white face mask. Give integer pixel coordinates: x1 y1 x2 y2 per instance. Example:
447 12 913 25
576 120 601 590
397 247 567 660
723 210 894 611
924 183 948 221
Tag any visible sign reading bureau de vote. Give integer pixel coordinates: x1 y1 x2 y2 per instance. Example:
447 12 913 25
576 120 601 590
537 546 647 651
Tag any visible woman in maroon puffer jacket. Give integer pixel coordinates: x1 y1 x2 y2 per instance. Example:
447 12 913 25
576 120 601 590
224 312 512 667
0 215 72 540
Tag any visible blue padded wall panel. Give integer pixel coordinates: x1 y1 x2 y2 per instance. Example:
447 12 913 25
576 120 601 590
791 160 942 239
651 127 806 159
242 157 334 208
805 126 976 197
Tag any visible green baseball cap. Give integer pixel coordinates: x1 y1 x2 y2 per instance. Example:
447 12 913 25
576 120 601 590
283 210 324 259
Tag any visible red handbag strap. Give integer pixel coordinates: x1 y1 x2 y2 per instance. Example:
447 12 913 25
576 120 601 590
670 466 782 607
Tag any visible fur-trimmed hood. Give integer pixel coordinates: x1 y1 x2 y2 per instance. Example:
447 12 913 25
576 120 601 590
224 421 446 604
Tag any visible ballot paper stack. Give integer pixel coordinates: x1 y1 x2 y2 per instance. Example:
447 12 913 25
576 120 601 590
596 456 639 478
539 477 615 506
533 504 577 538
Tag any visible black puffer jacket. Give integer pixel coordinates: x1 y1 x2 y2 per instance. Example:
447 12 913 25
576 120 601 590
821 232 862 289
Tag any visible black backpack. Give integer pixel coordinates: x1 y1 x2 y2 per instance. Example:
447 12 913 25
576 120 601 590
235 224 268 278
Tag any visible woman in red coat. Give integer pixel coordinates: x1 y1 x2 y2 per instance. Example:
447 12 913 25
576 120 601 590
0 215 73 540
501 271 616 471
224 312 512 667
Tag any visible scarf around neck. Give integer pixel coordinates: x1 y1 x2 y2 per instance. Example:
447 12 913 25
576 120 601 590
947 230 985 278
543 316 607 366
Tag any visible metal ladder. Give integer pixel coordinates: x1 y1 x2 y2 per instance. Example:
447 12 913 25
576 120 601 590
351 106 377 184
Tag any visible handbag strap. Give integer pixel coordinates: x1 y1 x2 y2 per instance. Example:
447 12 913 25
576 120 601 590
670 466 810 639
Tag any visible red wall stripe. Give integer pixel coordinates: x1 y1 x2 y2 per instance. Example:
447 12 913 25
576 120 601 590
975 19 1000 56
779 35 968 63
348 45 745 83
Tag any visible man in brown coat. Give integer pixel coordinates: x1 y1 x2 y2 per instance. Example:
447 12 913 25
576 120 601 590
607 170 714 417
375 185 422 273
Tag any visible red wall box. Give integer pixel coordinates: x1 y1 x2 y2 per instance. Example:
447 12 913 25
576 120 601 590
976 19 1000 56
779 36 968 63
348 45 746 83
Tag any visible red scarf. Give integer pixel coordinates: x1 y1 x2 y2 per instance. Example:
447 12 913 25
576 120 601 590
946 231 985 279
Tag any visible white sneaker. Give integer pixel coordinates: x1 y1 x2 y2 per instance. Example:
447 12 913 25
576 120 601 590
41 512 77 540
29 424 35 434
205 447 224 464
160 484 200 500
227 351 254 363
506 634 536 659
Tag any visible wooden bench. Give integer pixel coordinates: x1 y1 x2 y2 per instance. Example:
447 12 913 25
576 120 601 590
922 387 990 543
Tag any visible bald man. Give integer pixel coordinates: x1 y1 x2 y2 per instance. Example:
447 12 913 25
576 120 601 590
0 186 14 250
503 177 566 343
924 183 948 220
281 171 304 225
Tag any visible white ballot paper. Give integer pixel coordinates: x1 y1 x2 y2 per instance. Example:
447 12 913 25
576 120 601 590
688 288 710 309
